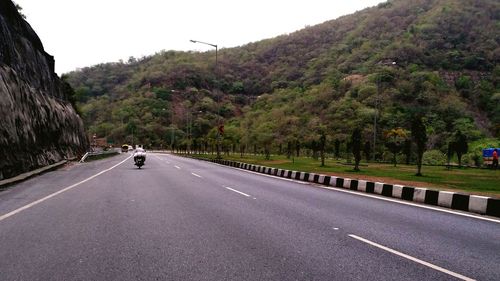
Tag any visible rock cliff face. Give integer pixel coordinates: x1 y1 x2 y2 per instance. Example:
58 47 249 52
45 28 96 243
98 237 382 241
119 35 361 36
0 0 87 180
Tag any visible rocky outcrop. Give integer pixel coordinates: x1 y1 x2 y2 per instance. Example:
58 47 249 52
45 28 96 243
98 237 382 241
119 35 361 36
0 0 87 180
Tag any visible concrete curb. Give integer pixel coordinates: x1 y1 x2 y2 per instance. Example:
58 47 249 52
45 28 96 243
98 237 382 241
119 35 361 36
192 157 500 218
0 160 68 188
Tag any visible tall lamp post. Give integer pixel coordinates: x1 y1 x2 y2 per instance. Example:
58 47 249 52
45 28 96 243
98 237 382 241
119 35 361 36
190 39 222 159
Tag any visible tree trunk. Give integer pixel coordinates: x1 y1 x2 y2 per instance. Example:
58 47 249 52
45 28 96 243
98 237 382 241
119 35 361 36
320 149 325 167
354 159 360 171
312 149 318 160
287 142 292 159
416 153 423 176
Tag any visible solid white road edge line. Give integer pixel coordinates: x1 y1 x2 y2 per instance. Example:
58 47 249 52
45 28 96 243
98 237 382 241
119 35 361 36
224 186 252 197
348 234 476 281
0 155 133 223
206 161 500 224
314 184 500 224
191 173 202 178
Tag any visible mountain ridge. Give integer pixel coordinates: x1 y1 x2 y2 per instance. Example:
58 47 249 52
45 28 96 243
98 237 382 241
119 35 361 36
66 0 499 157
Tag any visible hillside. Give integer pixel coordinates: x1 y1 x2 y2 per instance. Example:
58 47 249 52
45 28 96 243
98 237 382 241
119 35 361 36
0 0 87 179
66 0 500 159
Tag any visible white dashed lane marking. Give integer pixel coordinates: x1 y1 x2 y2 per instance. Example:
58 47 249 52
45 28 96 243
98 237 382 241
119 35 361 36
348 234 475 281
223 186 253 198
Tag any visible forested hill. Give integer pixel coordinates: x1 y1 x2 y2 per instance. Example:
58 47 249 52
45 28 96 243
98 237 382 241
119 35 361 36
66 0 500 156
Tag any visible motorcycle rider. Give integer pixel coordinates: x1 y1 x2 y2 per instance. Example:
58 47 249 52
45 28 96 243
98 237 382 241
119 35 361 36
133 147 146 167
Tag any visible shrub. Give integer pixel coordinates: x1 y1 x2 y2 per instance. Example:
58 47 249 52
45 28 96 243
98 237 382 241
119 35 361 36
461 153 481 167
422 150 447 165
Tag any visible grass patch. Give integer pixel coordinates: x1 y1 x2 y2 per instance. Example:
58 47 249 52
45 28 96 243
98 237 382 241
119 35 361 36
190 153 500 197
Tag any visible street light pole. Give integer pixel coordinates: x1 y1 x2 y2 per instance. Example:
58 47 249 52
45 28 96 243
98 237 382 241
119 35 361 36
190 39 221 159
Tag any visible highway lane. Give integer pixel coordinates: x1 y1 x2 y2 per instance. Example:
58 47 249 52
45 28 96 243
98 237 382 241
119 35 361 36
0 153 498 280
159 154 500 280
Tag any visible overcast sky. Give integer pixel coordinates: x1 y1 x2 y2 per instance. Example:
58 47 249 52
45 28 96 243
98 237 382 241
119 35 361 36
16 0 385 74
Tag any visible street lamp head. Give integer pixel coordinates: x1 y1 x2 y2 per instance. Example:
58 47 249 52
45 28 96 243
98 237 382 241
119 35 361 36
190 39 217 48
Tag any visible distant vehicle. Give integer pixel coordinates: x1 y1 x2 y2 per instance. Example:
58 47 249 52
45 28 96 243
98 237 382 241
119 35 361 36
133 148 146 169
121 144 129 153
482 148 499 166
128 145 134 151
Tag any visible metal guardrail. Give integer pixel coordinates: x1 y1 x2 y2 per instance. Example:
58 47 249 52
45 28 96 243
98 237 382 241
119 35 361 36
79 149 120 163
79 152 90 163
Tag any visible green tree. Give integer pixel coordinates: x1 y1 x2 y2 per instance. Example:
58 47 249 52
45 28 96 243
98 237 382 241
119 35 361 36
255 122 275 160
454 130 468 167
286 141 292 159
403 139 412 165
363 141 371 162
351 128 362 171
334 139 341 158
447 141 454 167
295 140 301 157
411 116 427 176
384 128 408 167
223 125 242 155
319 131 327 167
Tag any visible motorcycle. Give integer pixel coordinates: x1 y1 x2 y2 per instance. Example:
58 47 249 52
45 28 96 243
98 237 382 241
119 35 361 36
133 148 146 169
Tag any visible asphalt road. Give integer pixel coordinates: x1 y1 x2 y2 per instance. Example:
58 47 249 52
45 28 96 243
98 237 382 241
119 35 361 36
0 153 499 281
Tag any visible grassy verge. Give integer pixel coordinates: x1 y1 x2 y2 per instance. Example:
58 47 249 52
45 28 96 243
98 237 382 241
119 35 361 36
189 153 500 198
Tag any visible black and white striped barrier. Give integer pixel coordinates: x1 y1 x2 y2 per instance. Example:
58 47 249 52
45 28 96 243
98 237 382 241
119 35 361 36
200 158 500 218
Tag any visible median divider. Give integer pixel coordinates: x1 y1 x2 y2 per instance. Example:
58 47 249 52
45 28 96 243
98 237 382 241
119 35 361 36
184 156 500 218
